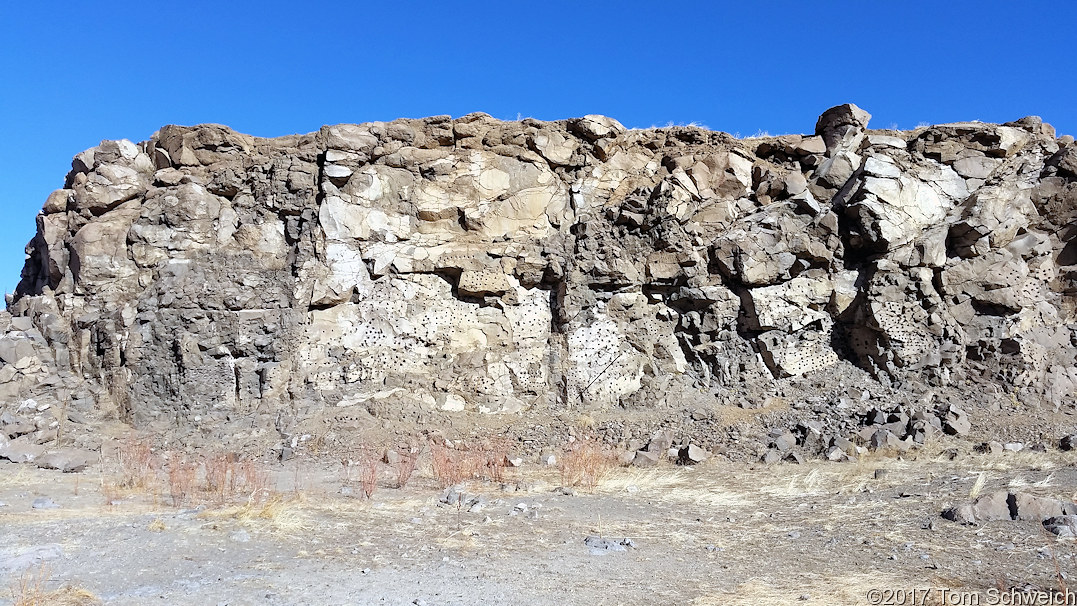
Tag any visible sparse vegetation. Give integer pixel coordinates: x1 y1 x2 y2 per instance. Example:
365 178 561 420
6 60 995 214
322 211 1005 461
357 450 380 499
558 437 618 492
9 565 100 606
394 447 419 489
116 438 156 490
107 438 274 509
429 438 517 488
430 442 482 488
166 458 198 508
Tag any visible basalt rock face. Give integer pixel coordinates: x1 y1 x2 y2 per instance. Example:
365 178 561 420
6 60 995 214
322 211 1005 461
3 106 1076 452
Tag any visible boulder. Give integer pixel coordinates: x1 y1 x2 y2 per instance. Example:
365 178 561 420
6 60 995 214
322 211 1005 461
677 444 710 465
815 103 871 150
35 449 98 473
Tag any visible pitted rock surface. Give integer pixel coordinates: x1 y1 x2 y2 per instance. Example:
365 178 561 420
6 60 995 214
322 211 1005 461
3 105 1075 454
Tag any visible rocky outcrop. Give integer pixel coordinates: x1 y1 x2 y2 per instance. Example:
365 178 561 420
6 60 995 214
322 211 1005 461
3 105 1075 453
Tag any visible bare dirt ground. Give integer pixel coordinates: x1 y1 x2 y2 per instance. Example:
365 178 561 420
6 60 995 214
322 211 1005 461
2 439 1077 606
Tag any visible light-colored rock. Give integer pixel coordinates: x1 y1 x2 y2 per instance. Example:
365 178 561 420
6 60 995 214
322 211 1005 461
0 106 1071 455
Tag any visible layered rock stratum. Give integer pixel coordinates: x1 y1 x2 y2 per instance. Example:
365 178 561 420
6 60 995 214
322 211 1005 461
2 105 1075 456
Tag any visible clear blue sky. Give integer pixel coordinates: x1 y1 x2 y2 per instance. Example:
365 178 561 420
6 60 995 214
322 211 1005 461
2 1 1074 294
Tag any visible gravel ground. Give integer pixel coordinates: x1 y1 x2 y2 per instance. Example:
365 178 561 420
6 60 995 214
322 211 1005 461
2 443 1077 605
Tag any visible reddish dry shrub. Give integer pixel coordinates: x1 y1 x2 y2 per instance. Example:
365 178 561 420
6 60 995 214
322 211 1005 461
430 443 482 487
340 448 382 499
558 438 617 492
394 448 419 489
203 453 236 502
357 451 380 499
479 437 512 483
167 459 198 507
116 438 157 490
237 460 270 501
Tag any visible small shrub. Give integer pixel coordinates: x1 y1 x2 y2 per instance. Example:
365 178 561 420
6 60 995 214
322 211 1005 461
479 437 511 484
237 460 271 502
10 564 48 606
558 438 617 492
430 443 482 488
357 451 380 499
100 481 120 507
116 438 157 490
394 448 419 489
340 448 381 499
167 459 198 508
203 452 241 503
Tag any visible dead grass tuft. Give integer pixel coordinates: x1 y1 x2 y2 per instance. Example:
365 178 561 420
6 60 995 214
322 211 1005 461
201 494 310 534
9 565 101 606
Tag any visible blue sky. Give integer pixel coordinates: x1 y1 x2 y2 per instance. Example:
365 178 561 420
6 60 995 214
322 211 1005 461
2 1 1074 294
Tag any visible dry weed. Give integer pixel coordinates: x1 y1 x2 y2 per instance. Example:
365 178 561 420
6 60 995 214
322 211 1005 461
237 460 271 501
9 565 100 606
429 438 517 487
479 437 511 483
970 471 988 499
357 451 380 499
116 438 157 490
394 448 419 489
203 452 237 502
430 443 480 488
100 481 121 507
161 452 272 507
201 494 310 534
558 438 617 491
167 459 198 508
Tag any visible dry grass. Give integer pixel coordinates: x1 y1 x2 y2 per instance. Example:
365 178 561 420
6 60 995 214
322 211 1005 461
598 467 746 509
692 574 905 606
200 494 311 535
978 449 1076 472
970 471 988 498
9 565 101 606
0 466 31 488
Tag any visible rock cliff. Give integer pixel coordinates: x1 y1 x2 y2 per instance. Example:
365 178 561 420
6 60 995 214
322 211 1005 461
2 105 1075 455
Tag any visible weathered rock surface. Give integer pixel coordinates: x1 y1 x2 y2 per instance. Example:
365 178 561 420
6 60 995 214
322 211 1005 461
942 490 1077 525
2 106 1075 454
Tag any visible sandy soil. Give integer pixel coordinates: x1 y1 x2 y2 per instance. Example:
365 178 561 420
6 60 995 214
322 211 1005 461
2 441 1076 606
